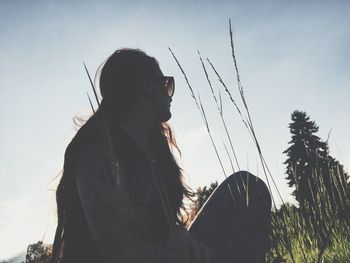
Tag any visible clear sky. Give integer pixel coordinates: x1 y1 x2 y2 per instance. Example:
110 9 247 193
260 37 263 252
1 0 349 260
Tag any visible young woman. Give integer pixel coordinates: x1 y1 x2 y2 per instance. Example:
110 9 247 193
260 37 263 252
51 48 271 263
51 49 219 263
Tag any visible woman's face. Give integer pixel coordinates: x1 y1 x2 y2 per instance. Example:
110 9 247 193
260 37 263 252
145 65 173 123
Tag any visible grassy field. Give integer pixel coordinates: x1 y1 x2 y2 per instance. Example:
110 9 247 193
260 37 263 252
266 168 350 263
268 204 350 263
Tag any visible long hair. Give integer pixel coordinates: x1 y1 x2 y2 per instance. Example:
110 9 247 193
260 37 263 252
51 49 192 262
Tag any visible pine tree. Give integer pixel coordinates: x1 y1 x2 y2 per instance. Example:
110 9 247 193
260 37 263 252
283 110 328 209
283 110 350 220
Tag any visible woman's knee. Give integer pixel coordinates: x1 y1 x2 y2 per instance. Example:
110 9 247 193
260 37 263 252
221 170 272 210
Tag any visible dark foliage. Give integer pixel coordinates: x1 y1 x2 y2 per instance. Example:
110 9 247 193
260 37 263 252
283 110 349 218
25 241 51 263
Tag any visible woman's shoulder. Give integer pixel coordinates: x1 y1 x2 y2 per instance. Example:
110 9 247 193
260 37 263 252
76 143 112 172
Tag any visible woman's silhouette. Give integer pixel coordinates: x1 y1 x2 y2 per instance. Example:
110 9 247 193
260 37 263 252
51 48 271 263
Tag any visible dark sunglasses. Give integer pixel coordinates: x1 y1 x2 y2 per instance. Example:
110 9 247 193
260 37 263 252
164 76 175 98
145 76 175 98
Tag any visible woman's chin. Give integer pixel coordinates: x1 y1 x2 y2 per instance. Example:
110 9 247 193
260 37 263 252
160 111 172 123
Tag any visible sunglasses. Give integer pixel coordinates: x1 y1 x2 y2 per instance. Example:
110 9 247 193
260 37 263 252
164 76 175 98
145 76 175 98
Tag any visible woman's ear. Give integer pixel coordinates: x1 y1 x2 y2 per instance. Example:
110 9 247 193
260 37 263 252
142 79 154 97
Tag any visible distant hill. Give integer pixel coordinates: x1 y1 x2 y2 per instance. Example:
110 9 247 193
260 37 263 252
0 251 26 263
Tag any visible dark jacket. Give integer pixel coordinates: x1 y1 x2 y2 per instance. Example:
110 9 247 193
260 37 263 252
57 113 176 262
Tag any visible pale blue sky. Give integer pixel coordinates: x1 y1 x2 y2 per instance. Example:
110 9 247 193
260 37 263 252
1 0 349 260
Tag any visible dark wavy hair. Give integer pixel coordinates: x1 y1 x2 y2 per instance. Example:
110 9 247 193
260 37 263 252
51 49 192 262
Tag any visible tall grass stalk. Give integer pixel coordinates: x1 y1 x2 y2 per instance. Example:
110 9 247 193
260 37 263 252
198 50 240 173
227 19 305 261
169 47 238 206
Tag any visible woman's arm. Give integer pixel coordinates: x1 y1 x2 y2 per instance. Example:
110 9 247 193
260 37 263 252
75 144 182 263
